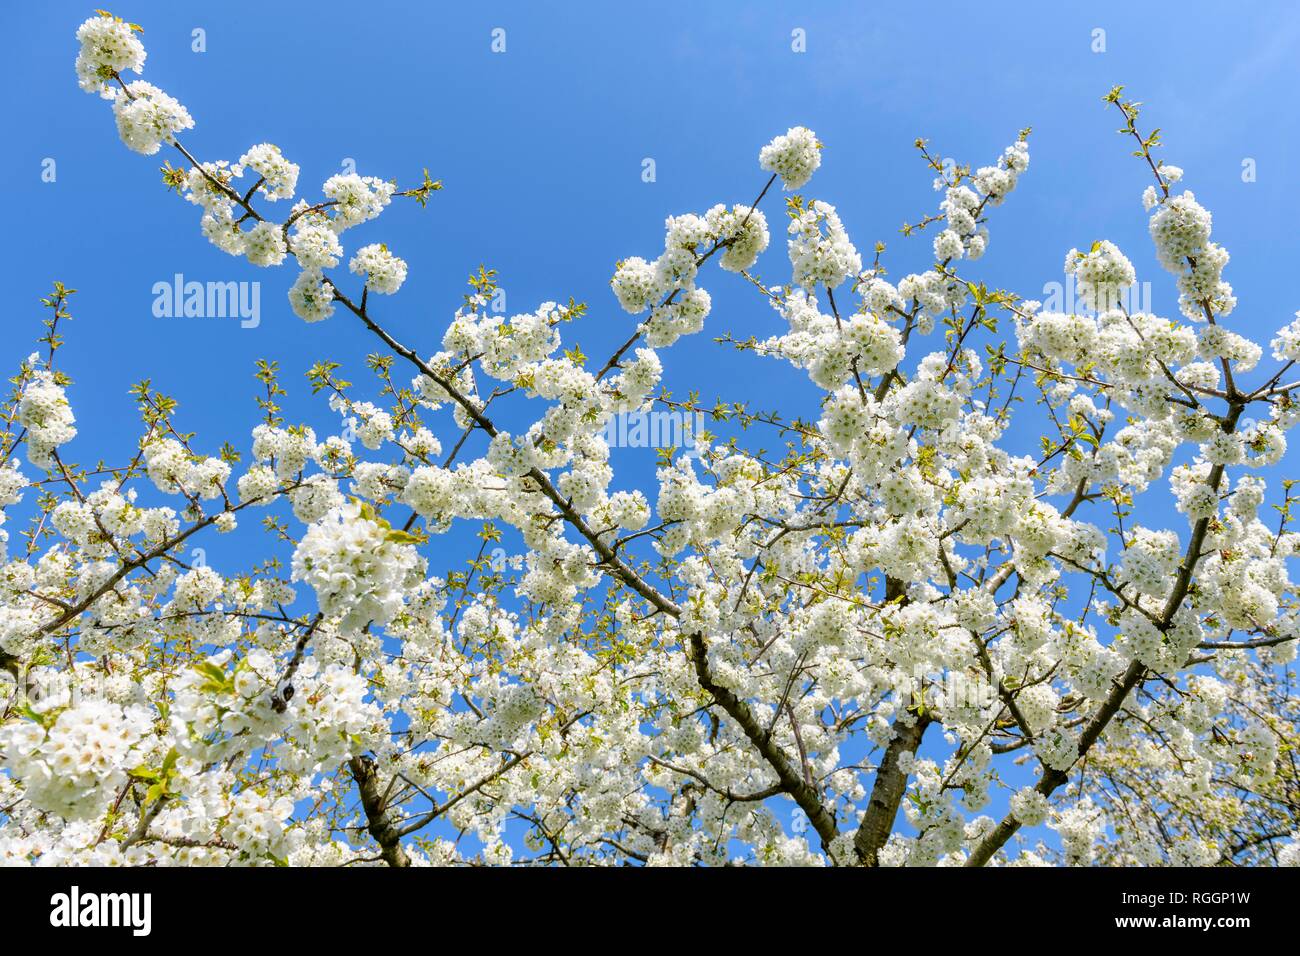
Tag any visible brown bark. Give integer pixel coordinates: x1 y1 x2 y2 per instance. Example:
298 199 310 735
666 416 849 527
349 755 411 867
688 633 840 855
854 711 932 865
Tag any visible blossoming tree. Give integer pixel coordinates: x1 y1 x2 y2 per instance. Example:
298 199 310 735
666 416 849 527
1 11 1297 866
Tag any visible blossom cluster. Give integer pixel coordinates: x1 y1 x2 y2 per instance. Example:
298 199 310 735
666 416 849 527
0 16 1293 869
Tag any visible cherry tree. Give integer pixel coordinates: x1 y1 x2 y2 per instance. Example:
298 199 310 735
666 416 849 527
0 11 1297 866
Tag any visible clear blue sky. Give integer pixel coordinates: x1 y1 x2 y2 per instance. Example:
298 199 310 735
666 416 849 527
6 1 1299 857
10 0 1299 470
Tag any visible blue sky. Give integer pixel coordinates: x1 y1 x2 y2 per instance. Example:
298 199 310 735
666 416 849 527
10 1 1300 473
6 1 1300 858
10 0 1296 604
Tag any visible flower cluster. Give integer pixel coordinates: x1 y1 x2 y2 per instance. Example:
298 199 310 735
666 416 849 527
1064 240 1136 312
239 143 300 201
17 359 77 469
787 200 861 290
322 173 396 231
74 12 145 96
112 80 194 155
0 698 155 821
1147 185 1236 320
349 244 408 295
0 19 1293 870
759 126 822 189
290 502 423 632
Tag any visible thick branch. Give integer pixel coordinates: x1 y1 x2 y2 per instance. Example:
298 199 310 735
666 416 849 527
854 711 932 865
334 288 845 857
966 406 1244 866
349 755 411 868
688 633 840 856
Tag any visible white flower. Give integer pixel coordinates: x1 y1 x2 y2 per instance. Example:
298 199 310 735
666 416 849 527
112 81 193 155
759 126 821 189
322 173 395 231
611 256 659 314
244 220 288 267
290 501 422 632
17 369 77 469
238 143 299 201
1271 312 1300 362
1064 241 1136 312
289 222 343 270
1009 788 1049 827
75 13 146 96
349 244 407 294
288 269 335 322
0 699 153 821
237 464 279 504
787 200 861 290
706 204 770 273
